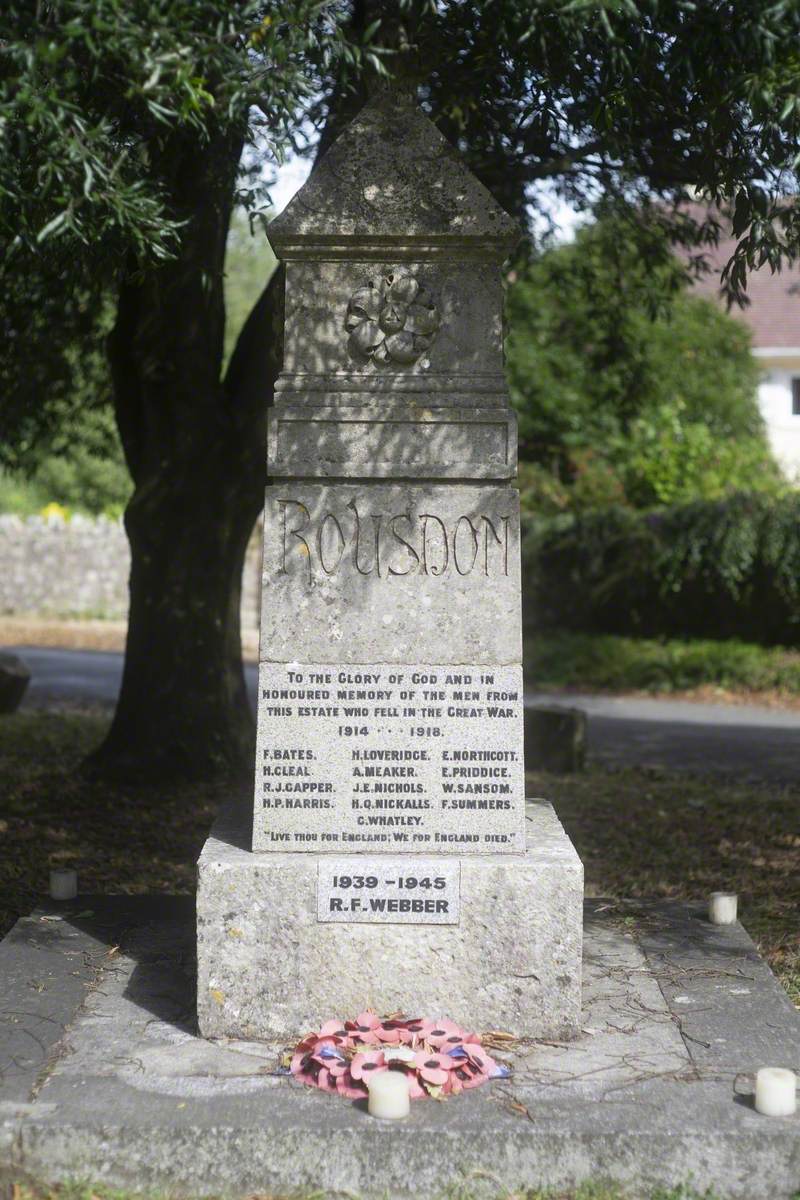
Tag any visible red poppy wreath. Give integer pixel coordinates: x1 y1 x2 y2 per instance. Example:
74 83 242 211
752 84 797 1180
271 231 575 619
288 1010 512 1100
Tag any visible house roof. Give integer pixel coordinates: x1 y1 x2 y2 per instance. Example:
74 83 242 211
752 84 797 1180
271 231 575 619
688 211 800 349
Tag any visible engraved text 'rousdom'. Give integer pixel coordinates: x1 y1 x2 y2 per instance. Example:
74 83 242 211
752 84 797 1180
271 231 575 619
278 498 511 581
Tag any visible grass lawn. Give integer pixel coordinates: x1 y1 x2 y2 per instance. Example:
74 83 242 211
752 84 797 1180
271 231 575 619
1 708 797 1008
525 631 800 706
0 709 240 938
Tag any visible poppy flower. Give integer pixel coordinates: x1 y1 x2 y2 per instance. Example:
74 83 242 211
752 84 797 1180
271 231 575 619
373 1019 403 1044
336 1076 368 1100
452 1063 485 1090
451 1050 499 1089
460 1042 491 1069
404 1069 427 1100
426 1020 466 1048
290 1047 312 1076
414 1051 453 1086
317 1020 350 1041
289 1013 509 1101
311 1040 347 1062
350 1049 388 1081
395 1017 435 1044
345 1010 382 1044
315 1066 341 1094
292 1064 319 1089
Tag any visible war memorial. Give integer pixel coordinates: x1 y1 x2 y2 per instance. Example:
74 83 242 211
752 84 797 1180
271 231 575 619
0 92 799 1199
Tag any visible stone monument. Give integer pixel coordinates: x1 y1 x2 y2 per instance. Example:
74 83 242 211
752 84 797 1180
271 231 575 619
197 91 583 1040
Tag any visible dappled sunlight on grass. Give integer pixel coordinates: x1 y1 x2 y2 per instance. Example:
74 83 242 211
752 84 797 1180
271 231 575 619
530 765 800 1005
0 709 244 939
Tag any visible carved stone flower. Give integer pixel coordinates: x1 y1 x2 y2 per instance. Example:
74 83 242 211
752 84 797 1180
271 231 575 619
345 272 440 366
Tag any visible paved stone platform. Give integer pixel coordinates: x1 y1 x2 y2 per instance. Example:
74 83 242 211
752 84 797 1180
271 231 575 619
1 895 798 1199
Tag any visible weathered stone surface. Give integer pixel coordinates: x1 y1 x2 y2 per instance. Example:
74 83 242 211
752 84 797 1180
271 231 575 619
280 259 508 379
267 99 519 478
259 483 521 666
268 90 519 250
225 91 581 1038
268 404 517 479
0 652 30 713
199 801 582 1039
524 705 587 773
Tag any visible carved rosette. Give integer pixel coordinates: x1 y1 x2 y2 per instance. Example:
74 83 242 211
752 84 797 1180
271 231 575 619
345 272 440 366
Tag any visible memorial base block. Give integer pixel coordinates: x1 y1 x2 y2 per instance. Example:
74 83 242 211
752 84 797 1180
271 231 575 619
196 800 583 1041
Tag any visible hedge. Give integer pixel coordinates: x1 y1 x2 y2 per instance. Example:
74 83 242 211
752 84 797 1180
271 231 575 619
521 492 800 646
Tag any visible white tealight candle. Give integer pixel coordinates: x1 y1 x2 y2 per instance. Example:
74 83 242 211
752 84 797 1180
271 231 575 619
367 1070 411 1119
49 868 77 901
708 892 737 925
755 1068 797 1117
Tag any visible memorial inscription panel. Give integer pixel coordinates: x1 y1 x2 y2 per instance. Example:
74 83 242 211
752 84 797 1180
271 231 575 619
254 480 526 854
317 856 461 924
253 661 524 851
259 483 522 667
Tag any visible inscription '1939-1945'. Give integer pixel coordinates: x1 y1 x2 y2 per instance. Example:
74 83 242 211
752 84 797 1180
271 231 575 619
278 498 511 581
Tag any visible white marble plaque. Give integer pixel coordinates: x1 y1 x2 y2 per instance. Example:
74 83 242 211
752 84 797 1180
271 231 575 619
317 856 461 923
252 661 525 852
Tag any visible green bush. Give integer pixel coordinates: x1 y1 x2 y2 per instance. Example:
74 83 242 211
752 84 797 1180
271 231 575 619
507 216 781 509
32 444 131 517
526 631 800 693
0 406 131 517
0 470 49 515
522 492 800 645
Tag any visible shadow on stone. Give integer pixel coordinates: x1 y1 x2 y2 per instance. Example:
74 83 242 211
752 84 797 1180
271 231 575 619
64 896 198 1036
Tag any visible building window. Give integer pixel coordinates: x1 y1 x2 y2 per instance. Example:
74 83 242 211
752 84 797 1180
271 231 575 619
793 379 800 416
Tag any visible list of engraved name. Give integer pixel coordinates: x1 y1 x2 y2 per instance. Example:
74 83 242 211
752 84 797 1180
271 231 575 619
257 664 524 851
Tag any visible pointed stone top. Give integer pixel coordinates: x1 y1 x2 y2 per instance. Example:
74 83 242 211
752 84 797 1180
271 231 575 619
268 91 520 257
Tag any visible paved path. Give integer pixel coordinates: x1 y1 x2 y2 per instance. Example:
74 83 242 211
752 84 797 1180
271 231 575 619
13 646 800 782
525 690 800 782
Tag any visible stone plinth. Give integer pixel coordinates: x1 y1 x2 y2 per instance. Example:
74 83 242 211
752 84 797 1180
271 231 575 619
197 801 583 1040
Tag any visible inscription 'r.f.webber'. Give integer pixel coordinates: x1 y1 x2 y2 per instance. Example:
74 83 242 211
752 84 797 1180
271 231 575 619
278 498 510 582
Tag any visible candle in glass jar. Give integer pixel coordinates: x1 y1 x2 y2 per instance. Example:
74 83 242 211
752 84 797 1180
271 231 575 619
367 1070 411 1119
708 892 737 925
50 868 78 900
755 1068 797 1116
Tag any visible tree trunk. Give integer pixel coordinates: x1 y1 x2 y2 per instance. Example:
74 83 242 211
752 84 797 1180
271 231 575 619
89 130 282 781
90 21 364 780
95 444 262 781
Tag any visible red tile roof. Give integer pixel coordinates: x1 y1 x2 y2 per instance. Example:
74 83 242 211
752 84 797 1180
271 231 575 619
688 215 800 348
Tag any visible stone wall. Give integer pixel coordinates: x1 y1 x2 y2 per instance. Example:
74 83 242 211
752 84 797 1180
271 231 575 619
0 514 262 629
